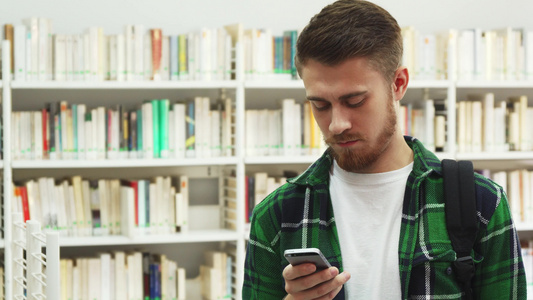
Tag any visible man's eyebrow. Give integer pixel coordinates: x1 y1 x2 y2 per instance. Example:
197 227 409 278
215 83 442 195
307 91 368 102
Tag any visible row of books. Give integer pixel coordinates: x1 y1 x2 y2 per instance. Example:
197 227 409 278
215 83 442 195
3 21 235 82
520 241 533 297
244 172 289 223
60 251 187 300
11 94 234 160
399 99 447 152
245 99 326 157
199 250 234 300
457 93 533 153
480 168 533 224
402 26 533 81
13 175 190 237
242 28 298 80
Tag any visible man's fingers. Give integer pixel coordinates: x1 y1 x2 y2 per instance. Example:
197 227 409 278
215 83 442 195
283 263 317 281
291 271 351 300
285 267 340 295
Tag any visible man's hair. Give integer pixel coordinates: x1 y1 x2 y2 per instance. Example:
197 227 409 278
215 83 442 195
295 0 403 83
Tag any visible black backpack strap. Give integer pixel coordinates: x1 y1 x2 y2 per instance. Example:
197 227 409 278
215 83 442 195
442 159 478 300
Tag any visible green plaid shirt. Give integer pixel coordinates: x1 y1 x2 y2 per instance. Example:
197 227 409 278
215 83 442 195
243 136 526 299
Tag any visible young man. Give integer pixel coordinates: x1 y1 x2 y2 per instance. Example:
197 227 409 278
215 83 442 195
243 0 526 299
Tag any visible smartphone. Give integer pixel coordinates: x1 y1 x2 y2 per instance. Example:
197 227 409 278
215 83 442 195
284 248 332 270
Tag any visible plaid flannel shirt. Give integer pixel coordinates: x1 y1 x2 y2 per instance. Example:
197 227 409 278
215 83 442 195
243 136 526 299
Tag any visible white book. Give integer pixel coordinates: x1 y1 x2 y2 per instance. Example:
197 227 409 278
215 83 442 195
508 110 520 151
179 176 189 232
98 180 110 236
109 35 118 81
34 111 43 159
14 24 26 81
211 109 221 157
97 107 107 159
245 110 256 156
423 99 436 152
55 185 68 235
72 176 86 236
67 185 78 236
471 101 482 152
100 253 111 300
114 252 127 300
282 99 296 156
82 180 92 236
508 170 522 222
142 101 154 159
521 170 532 223
98 27 105 81
38 18 50 81
137 180 147 235
23 17 39 80
65 35 74 81
223 97 233 157
83 33 90 80
117 34 126 81
88 258 101 300
88 27 99 81
162 177 172 234
465 101 473 152
143 33 152 81
120 186 135 238
187 32 197 80
134 24 144 81
202 97 211 158
177 268 186 300
125 25 134 81
434 115 446 151
77 104 86 159
494 101 508 152
54 34 66 81
149 182 157 234
72 34 82 81
168 109 175 158
111 180 121 235
160 35 170 81
200 28 212 81
482 93 495 152
194 96 204 158
294 103 302 155
72 266 80 300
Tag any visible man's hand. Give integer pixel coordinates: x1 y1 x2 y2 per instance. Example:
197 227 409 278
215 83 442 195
283 263 351 300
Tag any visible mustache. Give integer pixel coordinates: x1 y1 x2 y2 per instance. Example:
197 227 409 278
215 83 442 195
325 133 364 144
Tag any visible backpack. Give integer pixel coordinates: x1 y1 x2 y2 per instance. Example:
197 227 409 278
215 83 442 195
442 159 479 300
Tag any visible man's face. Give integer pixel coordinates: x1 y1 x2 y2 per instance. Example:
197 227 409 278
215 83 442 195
300 57 398 173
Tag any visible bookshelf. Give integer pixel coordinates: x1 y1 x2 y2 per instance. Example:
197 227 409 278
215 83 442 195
3 15 533 300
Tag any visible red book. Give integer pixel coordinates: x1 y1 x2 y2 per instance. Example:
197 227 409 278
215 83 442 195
19 186 30 222
130 180 139 226
42 108 48 155
151 29 162 79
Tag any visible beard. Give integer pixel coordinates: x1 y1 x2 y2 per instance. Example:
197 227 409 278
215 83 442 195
326 99 397 172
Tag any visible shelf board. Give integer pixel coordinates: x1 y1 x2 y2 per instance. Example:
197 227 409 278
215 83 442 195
12 157 238 169
408 80 452 89
11 80 238 89
59 229 239 247
456 80 533 88
515 223 533 231
245 155 320 164
456 152 533 161
244 80 304 89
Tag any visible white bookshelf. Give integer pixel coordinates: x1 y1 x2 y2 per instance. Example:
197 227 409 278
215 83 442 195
3 20 533 300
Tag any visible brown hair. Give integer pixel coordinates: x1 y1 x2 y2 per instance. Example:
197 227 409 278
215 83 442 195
295 0 403 83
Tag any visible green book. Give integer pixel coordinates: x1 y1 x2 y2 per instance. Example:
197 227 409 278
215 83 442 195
152 99 160 158
159 99 170 158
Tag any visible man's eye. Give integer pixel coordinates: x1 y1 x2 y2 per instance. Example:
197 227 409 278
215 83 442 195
347 98 365 108
312 102 329 111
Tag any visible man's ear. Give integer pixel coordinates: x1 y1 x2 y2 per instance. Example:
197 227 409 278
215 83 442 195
392 67 409 101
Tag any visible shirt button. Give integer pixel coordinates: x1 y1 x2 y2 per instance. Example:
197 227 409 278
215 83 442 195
446 267 453 275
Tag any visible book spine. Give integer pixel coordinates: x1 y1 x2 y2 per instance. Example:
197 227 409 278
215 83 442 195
152 100 160 158
159 99 169 158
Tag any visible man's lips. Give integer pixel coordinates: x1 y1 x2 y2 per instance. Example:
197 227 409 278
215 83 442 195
336 140 358 147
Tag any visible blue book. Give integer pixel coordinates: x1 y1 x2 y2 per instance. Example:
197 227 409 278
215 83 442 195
169 36 178 80
185 100 195 158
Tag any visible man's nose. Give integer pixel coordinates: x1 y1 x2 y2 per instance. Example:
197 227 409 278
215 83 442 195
329 107 351 135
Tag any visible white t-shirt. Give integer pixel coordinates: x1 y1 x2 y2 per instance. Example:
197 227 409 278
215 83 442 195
330 160 413 299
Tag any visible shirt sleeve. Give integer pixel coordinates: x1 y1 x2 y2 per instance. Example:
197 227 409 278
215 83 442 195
242 193 287 299
473 184 527 299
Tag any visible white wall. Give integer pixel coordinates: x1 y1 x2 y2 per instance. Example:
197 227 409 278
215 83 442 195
2 0 533 37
